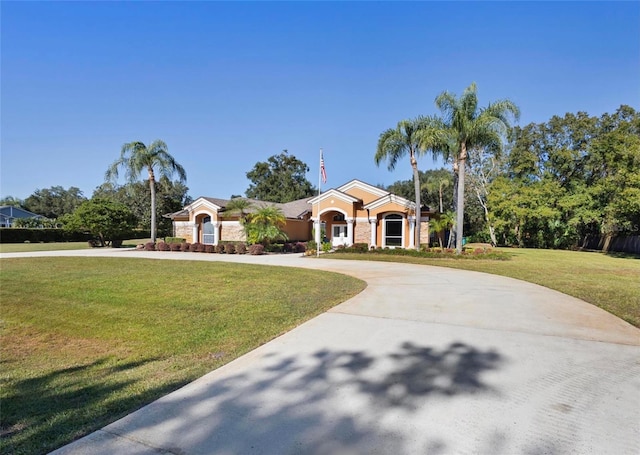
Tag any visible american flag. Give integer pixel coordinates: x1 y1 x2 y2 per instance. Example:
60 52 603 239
320 150 327 184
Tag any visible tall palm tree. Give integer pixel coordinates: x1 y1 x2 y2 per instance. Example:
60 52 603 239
375 118 430 250
433 83 519 253
105 140 186 243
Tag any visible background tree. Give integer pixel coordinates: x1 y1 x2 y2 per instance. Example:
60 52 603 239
23 186 86 219
494 105 639 250
61 198 137 247
105 140 187 242
244 205 288 245
433 82 520 253
422 169 453 214
0 196 24 208
245 150 315 203
93 178 191 237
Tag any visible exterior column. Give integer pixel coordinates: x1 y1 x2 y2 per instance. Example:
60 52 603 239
408 216 416 249
314 218 321 245
213 222 220 245
346 218 354 246
192 223 199 244
369 219 377 247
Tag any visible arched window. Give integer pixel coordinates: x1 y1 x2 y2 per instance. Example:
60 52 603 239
333 213 345 222
384 214 403 247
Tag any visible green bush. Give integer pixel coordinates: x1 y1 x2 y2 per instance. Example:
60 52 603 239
0 228 92 244
164 237 185 244
321 242 332 253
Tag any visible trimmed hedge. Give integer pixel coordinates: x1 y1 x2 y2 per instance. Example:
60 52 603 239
164 237 185 244
0 228 91 244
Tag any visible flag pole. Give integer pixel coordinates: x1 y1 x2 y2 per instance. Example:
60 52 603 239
317 148 322 257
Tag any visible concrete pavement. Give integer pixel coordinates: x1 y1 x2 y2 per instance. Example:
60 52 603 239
3 249 639 454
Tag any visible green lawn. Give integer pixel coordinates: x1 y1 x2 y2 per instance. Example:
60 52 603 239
326 247 640 327
0 239 150 253
0 257 366 455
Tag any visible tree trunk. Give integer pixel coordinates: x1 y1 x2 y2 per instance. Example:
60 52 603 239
439 182 444 213
448 161 458 249
149 168 157 243
455 145 467 254
411 155 421 250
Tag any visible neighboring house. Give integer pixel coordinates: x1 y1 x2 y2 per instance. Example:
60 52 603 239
0 206 43 228
166 179 434 248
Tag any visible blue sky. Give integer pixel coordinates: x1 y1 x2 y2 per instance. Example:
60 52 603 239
2 1 639 201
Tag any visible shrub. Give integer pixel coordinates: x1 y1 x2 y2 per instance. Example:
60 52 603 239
205 244 215 253
294 242 306 253
321 242 332 253
164 237 185 244
225 243 236 254
307 240 317 251
170 242 182 251
265 243 283 253
144 242 156 251
180 242 191 252
235 243 247 254
157 241 170 251
249 244 265 255
216 244 225 254
190 242 204 252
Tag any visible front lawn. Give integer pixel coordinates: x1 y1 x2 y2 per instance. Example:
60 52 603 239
0 257 366 454
326 248 640 327
0 239 150 253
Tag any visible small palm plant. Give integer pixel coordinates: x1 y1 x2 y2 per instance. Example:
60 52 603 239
430 212 454 249
244 205 288 246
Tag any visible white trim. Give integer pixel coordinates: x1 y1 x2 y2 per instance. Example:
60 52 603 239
317 206 349 218
221 220 242 226
364 194 415 211
381 212 405 248
308 188 360 205
337 179 389 198
184 197 222 213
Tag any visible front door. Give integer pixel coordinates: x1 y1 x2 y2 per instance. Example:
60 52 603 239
332 224 347 247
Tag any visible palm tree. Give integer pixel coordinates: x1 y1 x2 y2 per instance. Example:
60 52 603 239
422 171 452 213
223 198 254 224
433 83 519 253
105 140 186 243
245 205 288 245
429 211 454 249
375 118 430 250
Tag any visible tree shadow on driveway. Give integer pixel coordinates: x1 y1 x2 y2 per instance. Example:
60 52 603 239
103 341 504 454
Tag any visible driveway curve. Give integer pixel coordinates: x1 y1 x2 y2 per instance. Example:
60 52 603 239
3 250 638 454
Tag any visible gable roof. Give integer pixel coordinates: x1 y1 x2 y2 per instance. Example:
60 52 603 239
336 179 389 198
167 196 313 220
307 189 361 205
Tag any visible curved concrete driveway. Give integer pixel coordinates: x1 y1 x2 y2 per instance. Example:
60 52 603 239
3 250 638 454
